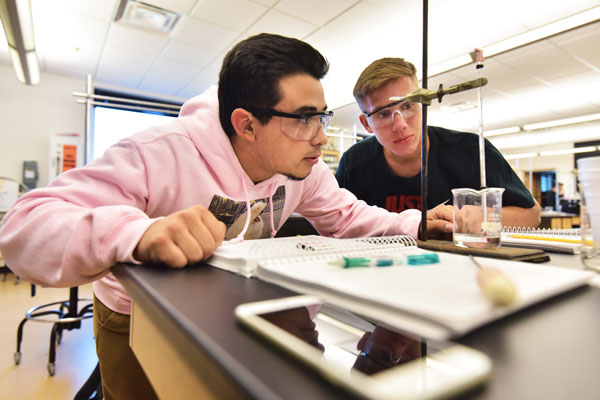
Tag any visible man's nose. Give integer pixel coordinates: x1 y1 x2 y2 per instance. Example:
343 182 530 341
311 124 328 146
391 110 408 129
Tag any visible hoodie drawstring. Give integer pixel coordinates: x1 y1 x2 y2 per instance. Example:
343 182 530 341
268 182 277 238
230 178 278 243
233 177 253 243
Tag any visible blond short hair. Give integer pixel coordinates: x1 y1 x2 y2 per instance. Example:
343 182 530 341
353 58 418 111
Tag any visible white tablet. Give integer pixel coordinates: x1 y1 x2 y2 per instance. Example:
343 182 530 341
235 295 492 400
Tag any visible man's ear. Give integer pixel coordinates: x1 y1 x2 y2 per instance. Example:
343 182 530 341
359 114 373 134
231 108 256 142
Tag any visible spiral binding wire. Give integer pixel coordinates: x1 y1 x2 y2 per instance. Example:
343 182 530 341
356 236 417 247
502 226 580 236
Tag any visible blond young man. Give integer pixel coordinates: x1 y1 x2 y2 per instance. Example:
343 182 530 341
336 58 540 228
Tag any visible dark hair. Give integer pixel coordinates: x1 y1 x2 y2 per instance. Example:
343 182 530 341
218 33 329 138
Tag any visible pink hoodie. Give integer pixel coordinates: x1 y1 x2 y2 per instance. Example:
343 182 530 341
0 86 420 314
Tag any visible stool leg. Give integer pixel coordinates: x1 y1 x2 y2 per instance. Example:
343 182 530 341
14 317 28 365
48 323 59 376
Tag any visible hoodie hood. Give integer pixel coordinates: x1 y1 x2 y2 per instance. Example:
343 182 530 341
177 85 288 198
178 86 287 239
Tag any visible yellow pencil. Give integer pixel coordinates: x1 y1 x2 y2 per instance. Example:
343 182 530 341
508 234 581 244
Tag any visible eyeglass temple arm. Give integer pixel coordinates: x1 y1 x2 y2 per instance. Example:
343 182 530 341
389 77 488 106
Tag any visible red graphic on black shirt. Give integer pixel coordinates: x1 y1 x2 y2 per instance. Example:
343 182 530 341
385 195 422 213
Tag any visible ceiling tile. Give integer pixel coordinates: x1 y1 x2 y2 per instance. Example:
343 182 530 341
32 0 117 22
176 68 219 99
190 0 267 32
175 18 241 51
139 58 200 95
447 58 541 95
304 27 352 62
244 9 318 39
428 0 525 65
40 40 102 78
162 40 218 67
507 0 600 28
366 0 448 10
550 21 600 68
493 41 585 84
514 44 588 82
251 0 278 6
106 24 170 55
275 0 358 27
96 46 155 88
548 72 600 110
324 1 391 45
366 0 435 13
34 16 109 58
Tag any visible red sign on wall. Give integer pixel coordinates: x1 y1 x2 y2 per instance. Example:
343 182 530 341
62 144 77 172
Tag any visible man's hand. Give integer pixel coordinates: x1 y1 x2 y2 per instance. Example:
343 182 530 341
424 204 453 238
134 205 226 268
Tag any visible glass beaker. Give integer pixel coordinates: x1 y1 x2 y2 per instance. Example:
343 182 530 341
578 156 600 272
451 187 504 248
580 193 600 272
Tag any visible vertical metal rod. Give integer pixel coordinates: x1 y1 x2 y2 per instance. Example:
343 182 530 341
420 0 429 241
477 65 486 189
475 52 488 224
85 74 93 165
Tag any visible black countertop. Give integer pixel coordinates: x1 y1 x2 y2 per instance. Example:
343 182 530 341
113 262 600 400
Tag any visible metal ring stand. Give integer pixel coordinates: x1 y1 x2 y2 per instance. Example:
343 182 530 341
14 286 93 376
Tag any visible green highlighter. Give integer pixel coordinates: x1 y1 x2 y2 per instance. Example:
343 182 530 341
406 253 440 265
342 257 397 268
341 254 439 268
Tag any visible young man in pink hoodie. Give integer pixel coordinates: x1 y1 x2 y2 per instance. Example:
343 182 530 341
0 33 452 398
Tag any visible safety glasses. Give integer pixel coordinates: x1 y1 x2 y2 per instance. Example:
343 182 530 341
246 107 334 141
364 100 419 128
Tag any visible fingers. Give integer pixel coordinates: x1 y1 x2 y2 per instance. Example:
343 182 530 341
426 219 453 234
134 205 226 268
429 204 453 222
426 205 453 234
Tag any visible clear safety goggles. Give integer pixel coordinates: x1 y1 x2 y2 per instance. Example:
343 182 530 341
364 100 419 128
246 107 334 141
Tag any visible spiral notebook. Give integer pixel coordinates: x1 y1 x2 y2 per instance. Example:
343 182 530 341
208 235 417 278
208 235 593 339
501 227 581 254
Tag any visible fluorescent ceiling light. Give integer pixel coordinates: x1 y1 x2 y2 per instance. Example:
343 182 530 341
429 6 600 77
523 113 600 131
114 0 180 33
504 152 538 160
0 0 40 85
484 126 521 137
539 146 598 156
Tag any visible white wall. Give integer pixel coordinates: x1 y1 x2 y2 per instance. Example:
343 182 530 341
0 63 86 187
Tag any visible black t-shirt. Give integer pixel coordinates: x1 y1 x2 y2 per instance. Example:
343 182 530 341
336 126 535 212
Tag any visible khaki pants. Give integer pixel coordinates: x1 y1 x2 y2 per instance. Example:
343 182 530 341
93 296 158 400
